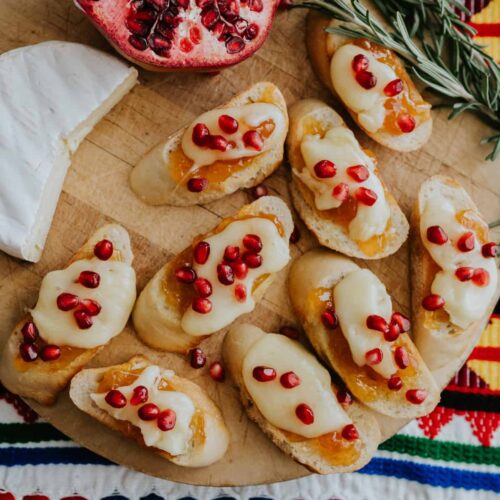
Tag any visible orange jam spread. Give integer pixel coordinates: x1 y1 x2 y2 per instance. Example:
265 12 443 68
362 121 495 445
456 209 488 244
15 343 88 372
354 39 431 135
308 287 417 403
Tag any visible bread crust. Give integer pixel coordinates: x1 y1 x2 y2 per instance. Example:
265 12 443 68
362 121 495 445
222 324 381 473
129 82 288 206
306 12 432 152
0 224 135 406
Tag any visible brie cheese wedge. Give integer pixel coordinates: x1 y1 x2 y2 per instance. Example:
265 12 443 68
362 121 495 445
0 41 138 262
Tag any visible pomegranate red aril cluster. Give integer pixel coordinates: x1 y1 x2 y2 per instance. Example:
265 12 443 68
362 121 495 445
351 53 376 89
366 311 409 343
18 320 62 363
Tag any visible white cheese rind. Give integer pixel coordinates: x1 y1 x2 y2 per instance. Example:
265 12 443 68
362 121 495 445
91 366 195 456
0 41 137 262
242 334 351 438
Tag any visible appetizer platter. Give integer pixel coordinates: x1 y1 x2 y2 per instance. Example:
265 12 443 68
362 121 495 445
0 0 499 488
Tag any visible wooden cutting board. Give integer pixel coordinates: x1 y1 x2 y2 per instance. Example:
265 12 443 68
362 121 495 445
0 0 499 487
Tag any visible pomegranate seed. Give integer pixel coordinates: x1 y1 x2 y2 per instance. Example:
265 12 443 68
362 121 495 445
105 390 127 409
208 135 229 152
332 183 349 202
94 239 113 260
346 165 369 182
336 390 353 405
234 284 247 302
289 225 301 243
321 309 338 329
230 259 248 279
217 263 235 285
366 315 388 334
187 177 208 192
394 346 409 369
342 424 359 441
280 371 301 388
391 312 410 333
226 35 245 54
224 245 240 262
383 78 404 97
251 184 268 199
352 54 369 73
148 33 171 57
201 7 219 28
244 23 259 40
242 234 262 252
179 38 193 53
126 17 150 37
472 268 490 287
455 266 474 282
252 366 276 382
157 409 177 431
194 241 210 264
406 389 427 404
192 297 212 314
279 326 300 339
313 160 336 179
138 403 160 421
80 299 101 316
218 114 239 134
242 130 264 150
295 403 314 425
175 266 197 284
355 187 378 206
21 321 39 343
40 345 61 362
356 70 377 89
426 226 448 245
129 35 148 51
130 386 149 406
19 343 38 362
385 322 400 342
388 375 403 391
482 242 497 258
192 123 210 147
194 278 212 298
234 17 249 35
422 294 445 311
365 348 383 365
189 348 206 369
397 114 416 133
78 271 100 289
209 361 225 382
74 310 93 329
189 26 202 44
242 251 262 268
56 293 79 311
249 0 263 12
457 232 475 252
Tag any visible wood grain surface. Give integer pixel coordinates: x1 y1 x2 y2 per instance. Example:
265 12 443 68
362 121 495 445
0 0 499 486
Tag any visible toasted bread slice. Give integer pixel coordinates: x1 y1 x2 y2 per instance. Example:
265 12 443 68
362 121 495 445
411 175 499 374
70 355 229 467
133 196 293 353
289 249 440 419
286 98 408 259
222 323 380 474
130 82 288 206
0 224 136 405
306 12 432 152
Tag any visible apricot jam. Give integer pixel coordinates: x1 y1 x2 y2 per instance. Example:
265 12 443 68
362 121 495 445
354 39 431 135
308 287 417 403
15 344 89 373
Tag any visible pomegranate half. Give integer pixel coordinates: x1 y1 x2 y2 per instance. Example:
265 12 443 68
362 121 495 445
74 0 280 71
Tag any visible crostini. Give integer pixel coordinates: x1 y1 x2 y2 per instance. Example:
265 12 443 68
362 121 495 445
70 355 229 468
222 324 380 473
130 82 288 206
133 196 293 353
0 225 137 405
289 249 440 419
306 13 432 151
287 98 409 259
412 175 499 372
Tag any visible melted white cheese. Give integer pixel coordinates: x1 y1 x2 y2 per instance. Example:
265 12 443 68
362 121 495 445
182 218 290 335
333 269 397 379
242 334 351 438
330 44 397 133
31 258 136 349
296 127 390 241
181 103 286 168
91 366 195 456
420 198 497 328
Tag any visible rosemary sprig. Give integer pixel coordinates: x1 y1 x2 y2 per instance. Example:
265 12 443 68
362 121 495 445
294 0 500 160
